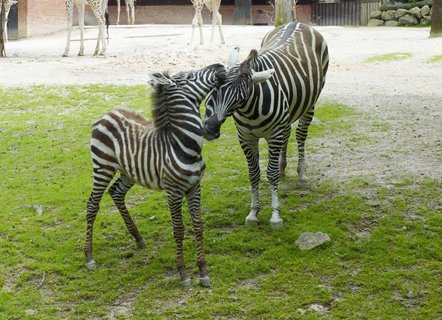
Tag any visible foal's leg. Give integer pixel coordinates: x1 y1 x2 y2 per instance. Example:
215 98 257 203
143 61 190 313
267 134 284 229
186 184 210 287
278 126 292 176
85 165 116 270
296 107 315 183
167 191 190 289
109 175 146 248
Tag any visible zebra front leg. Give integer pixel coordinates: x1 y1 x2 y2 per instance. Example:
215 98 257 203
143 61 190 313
186 184 210 287
167 191 191 289
267 138 284 229
240 138 261 225
109 176 146 249
296 107 315 183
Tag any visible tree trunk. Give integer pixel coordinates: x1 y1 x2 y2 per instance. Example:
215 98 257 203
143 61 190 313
275 0 293 27
234 0 253 25
0 0 6 57
430 0 442 37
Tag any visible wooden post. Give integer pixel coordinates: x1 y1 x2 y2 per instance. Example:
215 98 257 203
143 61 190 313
430 0 442 37
0 0 6 57
275 0 293 27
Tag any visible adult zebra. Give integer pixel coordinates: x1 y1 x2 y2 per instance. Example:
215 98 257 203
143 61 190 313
203 22 329 229
85 63 226 289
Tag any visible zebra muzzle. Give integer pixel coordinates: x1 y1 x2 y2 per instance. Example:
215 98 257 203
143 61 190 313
202 116 222 141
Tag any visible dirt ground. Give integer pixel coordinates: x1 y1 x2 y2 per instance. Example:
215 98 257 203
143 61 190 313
1 24 441 184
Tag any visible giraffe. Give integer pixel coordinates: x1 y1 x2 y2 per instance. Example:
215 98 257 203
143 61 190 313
191 0 225 45
0 0 17 42
63 0 108 57
116 0 135 25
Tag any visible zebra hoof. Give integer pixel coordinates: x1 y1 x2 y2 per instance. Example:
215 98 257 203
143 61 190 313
270 218 284 230
181 278 192 291
85 259 97 270
245 217 259 226
136 239 147 249
199 276 211 288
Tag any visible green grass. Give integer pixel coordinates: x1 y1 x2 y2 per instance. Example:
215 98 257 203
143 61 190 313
365 52 412 63
0 86 441 319
428 54 442 63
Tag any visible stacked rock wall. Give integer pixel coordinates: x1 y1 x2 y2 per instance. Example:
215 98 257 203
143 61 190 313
368 4 432 26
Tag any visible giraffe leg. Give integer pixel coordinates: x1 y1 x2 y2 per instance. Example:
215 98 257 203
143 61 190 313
130 1 135 25
63 1 74 57
185 184 210 287
109 176 146 248
167 191 190 289
296 107 315 183
239 136 261 226
84 165 117 270
77 2 85 56
267 135 285 229
90 4 106 56
116 0 121 25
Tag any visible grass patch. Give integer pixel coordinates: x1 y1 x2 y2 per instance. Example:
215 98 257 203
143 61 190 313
0 86 441 319
428 54 442 63
365 52 412 63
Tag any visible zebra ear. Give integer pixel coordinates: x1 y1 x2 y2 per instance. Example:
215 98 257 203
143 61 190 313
251 69 275 84
148 72 175 88
227 47 240 69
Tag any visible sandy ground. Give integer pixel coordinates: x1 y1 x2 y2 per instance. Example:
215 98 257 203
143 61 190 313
1 24 441 184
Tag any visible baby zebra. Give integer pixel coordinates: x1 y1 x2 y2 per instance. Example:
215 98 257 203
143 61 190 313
85 63 226 289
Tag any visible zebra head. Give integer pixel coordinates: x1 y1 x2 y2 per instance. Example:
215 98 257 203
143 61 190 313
203 48 274 141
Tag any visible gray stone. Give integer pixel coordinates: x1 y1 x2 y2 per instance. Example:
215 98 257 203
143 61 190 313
385 20 399 27
368 19 384 27
381 10 397 21
395 8 408 19
409 6 422 19
399 14 419 25
422 15 432 22
370 10 382 19
420 5 431 17
295 232 331 250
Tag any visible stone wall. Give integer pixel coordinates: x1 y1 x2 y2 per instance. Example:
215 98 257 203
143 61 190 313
368 5 432 27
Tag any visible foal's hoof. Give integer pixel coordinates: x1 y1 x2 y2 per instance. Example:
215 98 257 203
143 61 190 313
245 217 259 226
181 278 192 291
136 239 147 249
199 276 211 288
85 259 97 270
270 218 284 230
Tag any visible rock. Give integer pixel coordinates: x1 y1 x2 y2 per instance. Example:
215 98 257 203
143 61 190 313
295 232 331 250
309 304 327 313
409 6 422 19
370 10 382 19
399 14 419 25
368 19 384 27
395 8 408 19
385 20 399 27
381 10 397 21
420 5 431 17
422 15 432 22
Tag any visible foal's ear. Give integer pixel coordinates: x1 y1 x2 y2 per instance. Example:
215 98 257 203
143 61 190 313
148 72 175 88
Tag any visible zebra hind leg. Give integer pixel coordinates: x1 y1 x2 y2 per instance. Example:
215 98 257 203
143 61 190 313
186 184 210 288
108 176 146 249
279 127 292 177
240 138 261 226
85 166 116 270
167 191 191 289
267 137 284 229
296 108 315 184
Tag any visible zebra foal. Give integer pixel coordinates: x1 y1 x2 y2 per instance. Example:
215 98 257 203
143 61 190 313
85 63 226 289
203 22 329 229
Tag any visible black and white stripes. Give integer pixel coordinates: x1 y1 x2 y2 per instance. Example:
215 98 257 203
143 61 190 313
85 63 225 289
203 22 329 228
